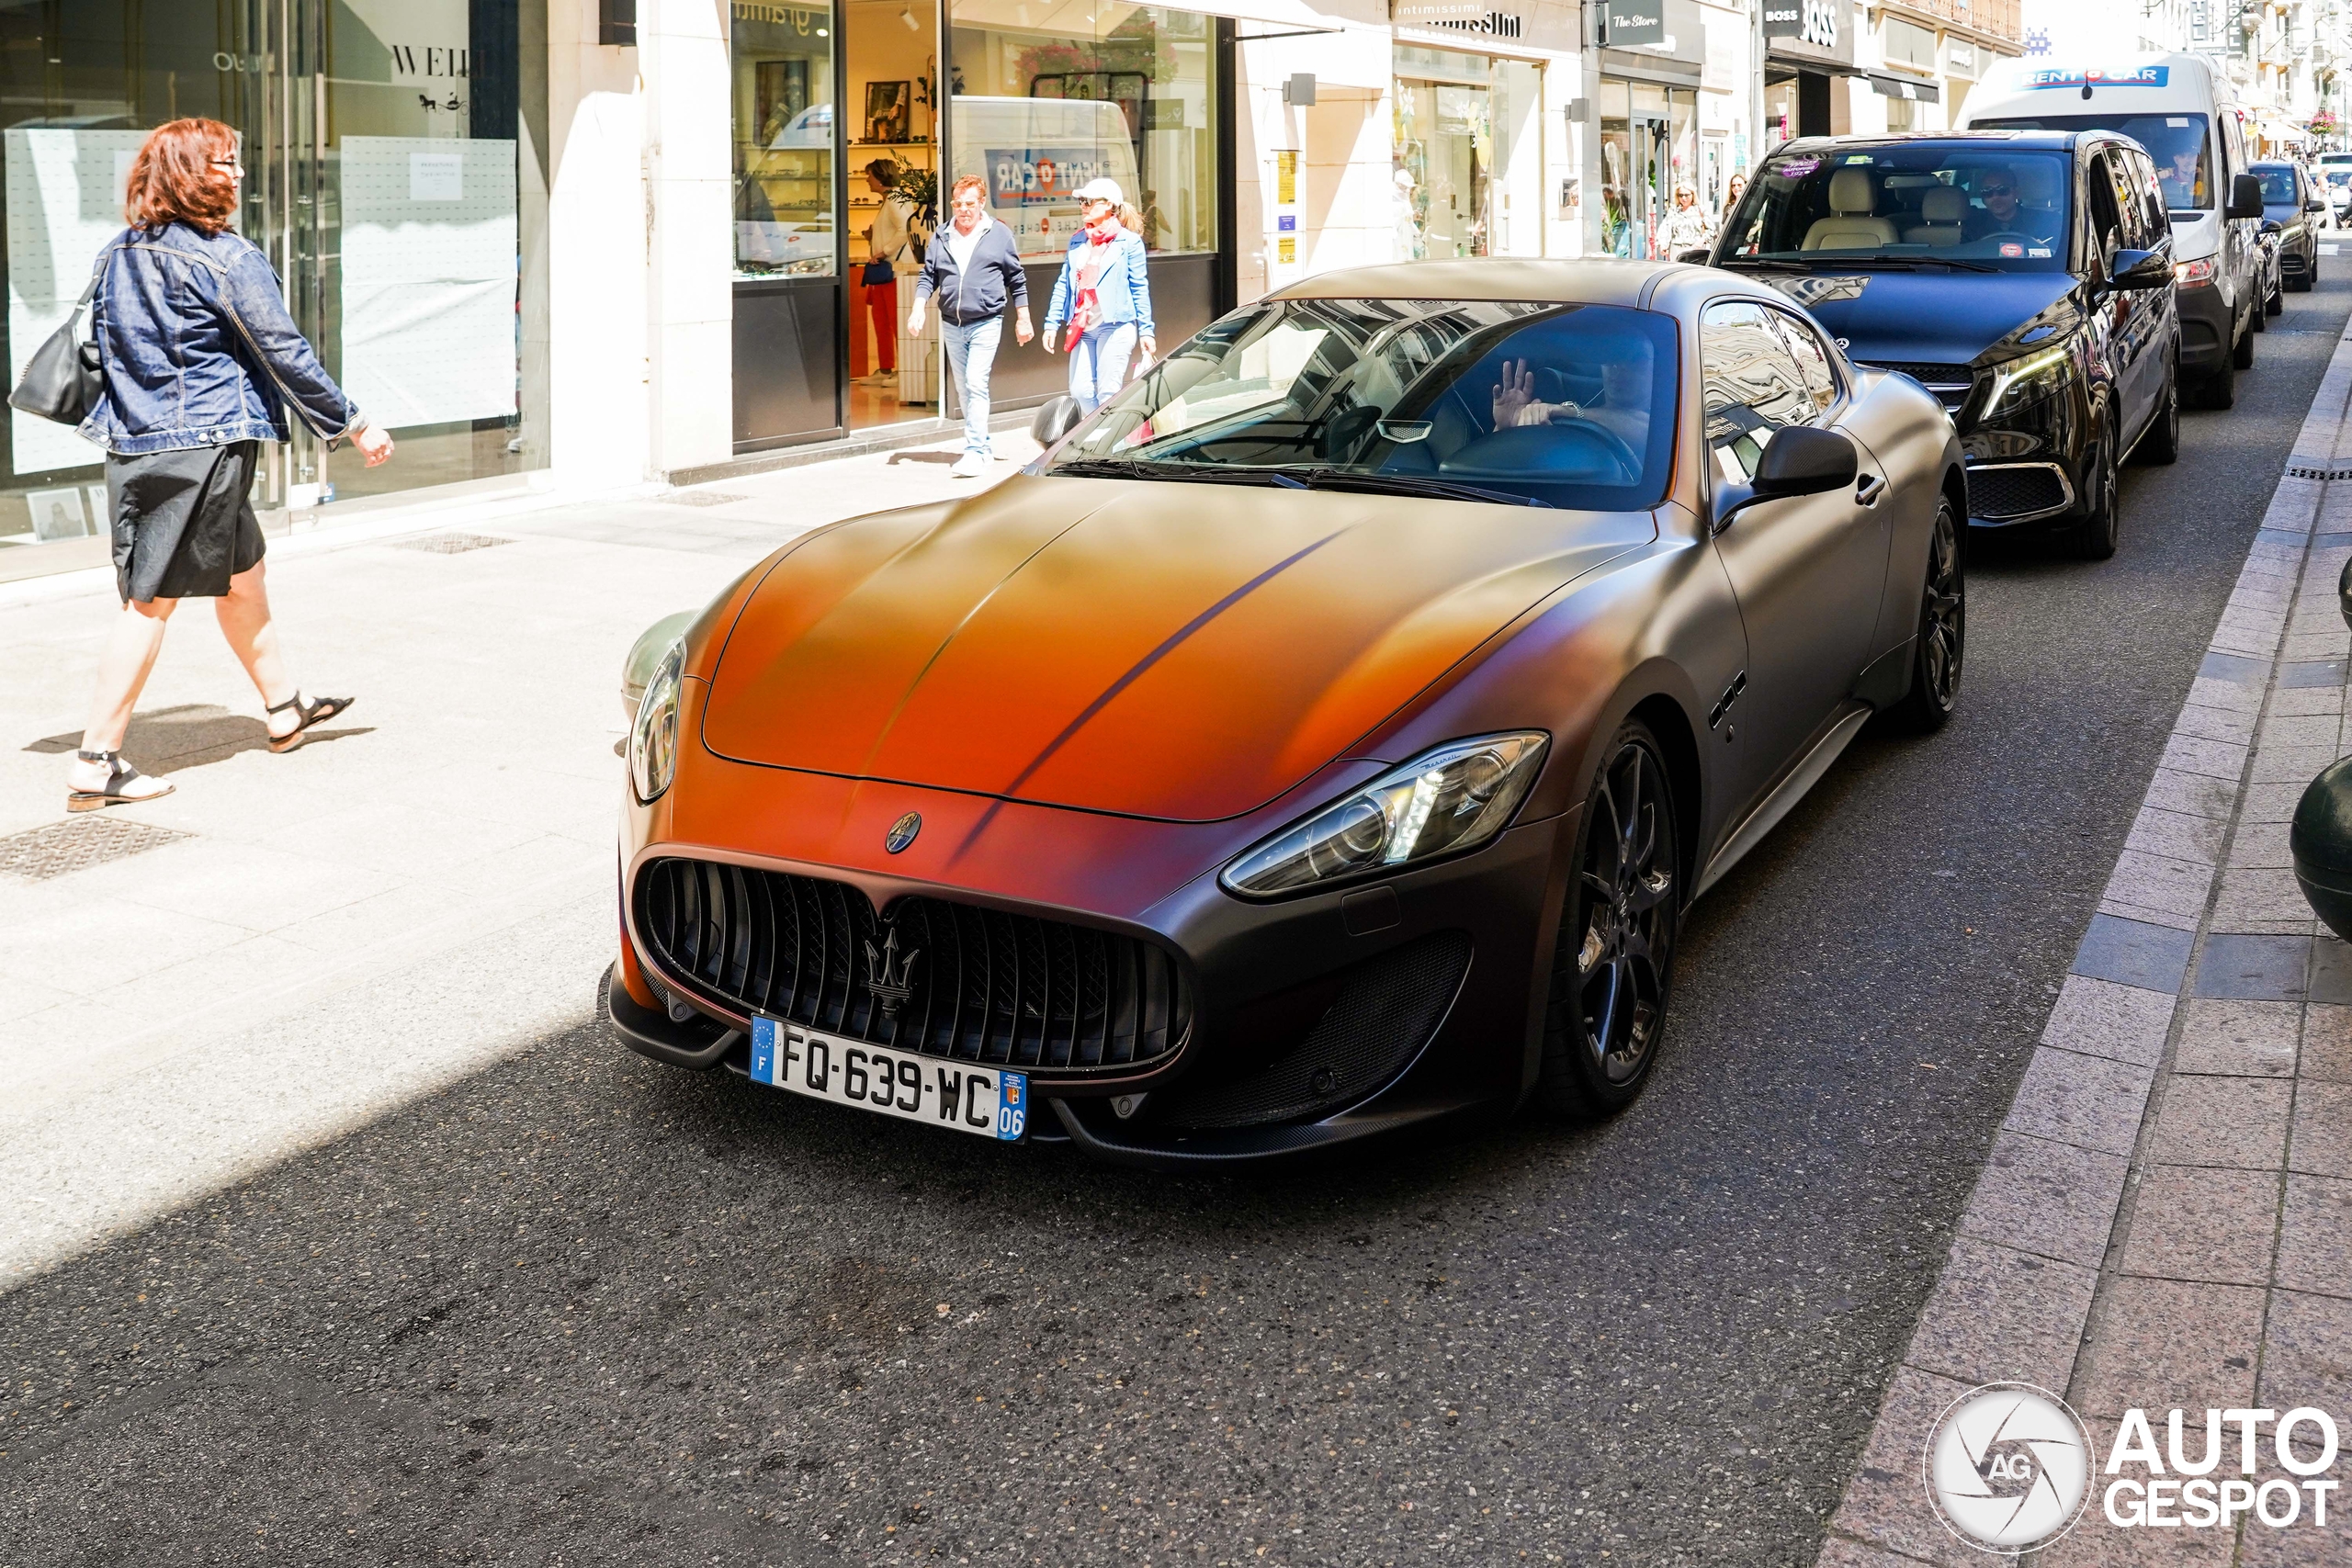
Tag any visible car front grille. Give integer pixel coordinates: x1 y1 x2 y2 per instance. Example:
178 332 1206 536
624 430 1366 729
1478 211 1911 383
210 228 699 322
636 857 1191 1074
1968 463 2072 521
1860 361 1973 408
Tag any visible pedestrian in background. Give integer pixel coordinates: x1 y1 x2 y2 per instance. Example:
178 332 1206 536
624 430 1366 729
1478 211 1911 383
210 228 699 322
1663 181 1716 256
66 118 389 812
908 173 1033 479
860 159 915 383
1042 178 1155 414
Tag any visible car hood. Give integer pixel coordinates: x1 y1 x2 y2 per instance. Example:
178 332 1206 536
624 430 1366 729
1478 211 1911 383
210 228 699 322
1754 268 2079 367
700 476 1652 822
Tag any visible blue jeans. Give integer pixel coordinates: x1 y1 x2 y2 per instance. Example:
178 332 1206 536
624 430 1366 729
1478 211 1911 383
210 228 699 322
1068 322 1138 414
941 316 1002 457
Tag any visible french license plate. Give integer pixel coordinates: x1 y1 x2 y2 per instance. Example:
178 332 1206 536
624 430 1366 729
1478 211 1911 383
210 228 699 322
749 1017 1028 1141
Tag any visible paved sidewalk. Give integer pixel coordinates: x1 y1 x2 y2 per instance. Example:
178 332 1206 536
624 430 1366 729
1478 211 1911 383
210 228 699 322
0 431 1035 1287
1819 341 2352 1562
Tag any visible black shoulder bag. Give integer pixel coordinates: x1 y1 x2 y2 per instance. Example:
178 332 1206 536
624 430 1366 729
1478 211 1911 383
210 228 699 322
9 263 104 426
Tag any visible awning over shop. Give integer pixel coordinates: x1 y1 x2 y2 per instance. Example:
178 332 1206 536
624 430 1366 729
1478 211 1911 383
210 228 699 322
952 0 1385 36
2251 115 2308 144
1865 70 1939 103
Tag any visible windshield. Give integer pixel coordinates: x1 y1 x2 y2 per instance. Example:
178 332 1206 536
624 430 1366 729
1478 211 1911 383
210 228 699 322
1973 112 2212 210
2255 165 2299 203
1724 145 2074 270
1045 298 1680 511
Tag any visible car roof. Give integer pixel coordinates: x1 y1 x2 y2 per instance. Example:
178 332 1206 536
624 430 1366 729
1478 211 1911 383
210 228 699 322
1274 257 1676 309
1770 130 2087 152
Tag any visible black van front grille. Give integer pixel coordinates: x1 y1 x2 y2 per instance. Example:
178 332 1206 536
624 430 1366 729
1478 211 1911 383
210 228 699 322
635 857 1190 1074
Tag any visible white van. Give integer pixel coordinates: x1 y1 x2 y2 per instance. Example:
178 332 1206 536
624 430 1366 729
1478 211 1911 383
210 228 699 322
947 97 1142 265
1957 52 2266 406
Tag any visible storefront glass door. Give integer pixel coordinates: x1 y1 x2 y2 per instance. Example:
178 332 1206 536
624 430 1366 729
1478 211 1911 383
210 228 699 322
733 0 846 447
1395 51 1493 258
0 1 544 564
1597 80 1694 257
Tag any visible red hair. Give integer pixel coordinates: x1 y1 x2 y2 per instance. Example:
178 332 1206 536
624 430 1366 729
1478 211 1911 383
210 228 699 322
124 119 242 234
950 173 988 203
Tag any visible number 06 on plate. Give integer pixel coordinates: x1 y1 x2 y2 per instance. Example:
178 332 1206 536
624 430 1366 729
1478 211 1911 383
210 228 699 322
750 1016 1029 1141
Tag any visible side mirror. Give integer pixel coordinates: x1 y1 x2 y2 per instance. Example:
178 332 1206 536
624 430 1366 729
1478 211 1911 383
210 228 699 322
1030 393 1081 446
2229 172 2265 220
2108 247 2173 289
2261 218 2284 237
1675 246 1712 265
2309 197 2329 212
1713 426 1858 530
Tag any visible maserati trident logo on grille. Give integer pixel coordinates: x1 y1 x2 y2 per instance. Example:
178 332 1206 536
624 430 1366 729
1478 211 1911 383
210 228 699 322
885 812 922 853
863 925 922 1018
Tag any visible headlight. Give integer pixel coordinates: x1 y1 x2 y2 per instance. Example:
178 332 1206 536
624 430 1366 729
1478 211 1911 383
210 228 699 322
1983 344 2072 416
628 640 684 804
1220 732 1549 897
2174 256 2216 287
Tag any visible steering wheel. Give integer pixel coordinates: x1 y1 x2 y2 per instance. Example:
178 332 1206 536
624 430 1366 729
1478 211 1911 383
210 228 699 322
1977 231 2036 246
1545 417 1644 482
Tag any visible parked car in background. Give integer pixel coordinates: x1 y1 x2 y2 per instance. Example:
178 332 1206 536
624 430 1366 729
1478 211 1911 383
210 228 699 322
1959 52 2265 410
2252 160 2323 295
607 259 1969 1163
1713 130 2177 558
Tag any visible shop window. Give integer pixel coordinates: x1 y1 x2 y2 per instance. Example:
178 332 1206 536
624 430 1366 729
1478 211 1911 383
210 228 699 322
948 3 1218 259
733 3 838 278
1883 17 1936 71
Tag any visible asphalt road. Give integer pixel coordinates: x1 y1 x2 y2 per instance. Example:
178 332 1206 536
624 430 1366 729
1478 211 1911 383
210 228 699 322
6 270 2349 1568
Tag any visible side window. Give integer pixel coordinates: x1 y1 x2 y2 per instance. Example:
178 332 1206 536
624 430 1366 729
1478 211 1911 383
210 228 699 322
2131 152 2167 242
2085 153 2126 265
1701 300 1814 482
1767 308 1839 419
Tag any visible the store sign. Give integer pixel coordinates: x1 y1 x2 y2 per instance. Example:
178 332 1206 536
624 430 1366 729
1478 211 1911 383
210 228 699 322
985 147 1116 206
1391 0 1579 54
1762 0 1838 49
1602 0 1664 46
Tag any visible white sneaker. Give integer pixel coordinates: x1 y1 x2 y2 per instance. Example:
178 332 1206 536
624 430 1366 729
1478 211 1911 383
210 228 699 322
950 453 987 479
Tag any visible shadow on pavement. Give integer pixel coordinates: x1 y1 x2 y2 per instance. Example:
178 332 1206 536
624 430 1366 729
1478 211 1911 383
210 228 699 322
23 703 373 773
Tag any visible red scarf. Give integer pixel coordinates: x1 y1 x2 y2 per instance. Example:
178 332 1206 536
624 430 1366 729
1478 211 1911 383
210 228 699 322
1064 221 1121 350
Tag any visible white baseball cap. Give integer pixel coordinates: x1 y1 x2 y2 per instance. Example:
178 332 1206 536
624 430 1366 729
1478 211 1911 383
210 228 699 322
1074 177 1125 206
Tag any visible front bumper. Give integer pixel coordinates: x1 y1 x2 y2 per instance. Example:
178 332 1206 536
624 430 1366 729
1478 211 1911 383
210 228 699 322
2177 281 2233 376
614 742 1576 1168
1959 380 2087 530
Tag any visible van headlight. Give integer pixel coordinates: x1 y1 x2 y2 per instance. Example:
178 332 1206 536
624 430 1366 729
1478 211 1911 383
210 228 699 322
1984 344 2073 416
628 641 685 804
1220 733 1549 897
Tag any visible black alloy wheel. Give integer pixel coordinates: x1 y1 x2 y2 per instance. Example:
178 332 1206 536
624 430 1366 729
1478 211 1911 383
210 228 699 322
2133 347 2181 466
2255 285 2272 327
2267 279 2286 314
1539 721 1680 1118
1884 495 1965 731
2054 410 2120 559
2234 304 2258 367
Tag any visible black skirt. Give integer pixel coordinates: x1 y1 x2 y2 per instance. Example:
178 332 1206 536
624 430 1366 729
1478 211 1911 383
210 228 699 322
107 440 266 604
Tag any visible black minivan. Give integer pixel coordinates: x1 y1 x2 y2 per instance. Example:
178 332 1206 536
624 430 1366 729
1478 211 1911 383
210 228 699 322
1708 130 2177 559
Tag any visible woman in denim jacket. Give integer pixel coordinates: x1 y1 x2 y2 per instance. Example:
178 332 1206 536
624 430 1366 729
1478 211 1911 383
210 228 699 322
65 118 392 811
1042 178 1155 413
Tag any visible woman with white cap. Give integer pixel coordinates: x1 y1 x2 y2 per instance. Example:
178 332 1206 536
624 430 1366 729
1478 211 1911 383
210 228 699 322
1042 177 1155 414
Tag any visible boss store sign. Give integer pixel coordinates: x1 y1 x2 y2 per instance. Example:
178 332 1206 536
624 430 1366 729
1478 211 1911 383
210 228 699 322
1763 0 1853 63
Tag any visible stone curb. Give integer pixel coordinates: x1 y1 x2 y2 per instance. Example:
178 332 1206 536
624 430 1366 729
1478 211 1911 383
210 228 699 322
1814 337 2352 1566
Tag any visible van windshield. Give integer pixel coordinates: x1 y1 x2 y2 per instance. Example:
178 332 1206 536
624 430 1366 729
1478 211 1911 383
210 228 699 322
1724 145 2073 271
1973 113 2212 210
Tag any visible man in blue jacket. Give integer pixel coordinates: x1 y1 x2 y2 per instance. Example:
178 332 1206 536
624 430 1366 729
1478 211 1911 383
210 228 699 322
1043 178 1156 415
909 174 1034 478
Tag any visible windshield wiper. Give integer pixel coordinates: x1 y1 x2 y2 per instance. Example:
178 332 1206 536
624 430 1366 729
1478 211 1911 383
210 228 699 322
1843 255 2007 273
1049 457 1291 486
1279 467 1553 508
1715 256 1815 271
1724 254 2006 274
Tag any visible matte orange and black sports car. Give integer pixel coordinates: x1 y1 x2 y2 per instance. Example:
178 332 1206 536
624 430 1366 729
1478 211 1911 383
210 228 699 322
607 258 1965 1167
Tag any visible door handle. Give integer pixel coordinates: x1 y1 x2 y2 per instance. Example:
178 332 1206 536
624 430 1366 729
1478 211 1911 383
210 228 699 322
1855 473 1886 508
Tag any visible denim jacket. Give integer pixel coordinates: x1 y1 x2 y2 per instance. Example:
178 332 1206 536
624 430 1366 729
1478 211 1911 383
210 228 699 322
1044 229 1154 336
77 222 361 457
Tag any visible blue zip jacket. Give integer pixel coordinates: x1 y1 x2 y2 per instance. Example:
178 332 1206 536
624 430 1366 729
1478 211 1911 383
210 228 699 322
1044 229 1154 336
77 221 362 457
911 216 1030 325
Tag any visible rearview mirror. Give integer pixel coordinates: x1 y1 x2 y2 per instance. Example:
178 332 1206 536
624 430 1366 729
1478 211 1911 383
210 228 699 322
2109 247 2172 290
2229 172 2265 220
1030 393 1082 446
1713 426 1858 530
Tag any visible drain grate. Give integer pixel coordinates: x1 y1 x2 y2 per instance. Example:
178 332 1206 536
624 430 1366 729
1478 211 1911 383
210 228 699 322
2287 466 2352 481
662 491 750 508
395 532 514 554
0 815 194 881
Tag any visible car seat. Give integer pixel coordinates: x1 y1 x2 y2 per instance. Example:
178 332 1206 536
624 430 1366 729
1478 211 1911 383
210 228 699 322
1903 186 1969 247
1802 168 1900 250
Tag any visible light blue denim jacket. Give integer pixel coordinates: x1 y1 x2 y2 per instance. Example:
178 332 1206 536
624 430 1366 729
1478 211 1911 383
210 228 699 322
1044 229 1155 336
76 222 361 457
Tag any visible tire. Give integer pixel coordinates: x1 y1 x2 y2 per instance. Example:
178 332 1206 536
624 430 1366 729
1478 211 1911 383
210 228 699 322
1882 494 1965 732
2132 349 2181 466
2052 411 2120 560
1537 720 1680 1119
2234 307 2257 367
2198 345 2237 410
2255 288 2271 327
2268 280 2287 312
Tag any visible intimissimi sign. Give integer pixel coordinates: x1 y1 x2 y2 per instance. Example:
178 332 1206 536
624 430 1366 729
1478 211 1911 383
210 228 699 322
1393 0 1577 51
